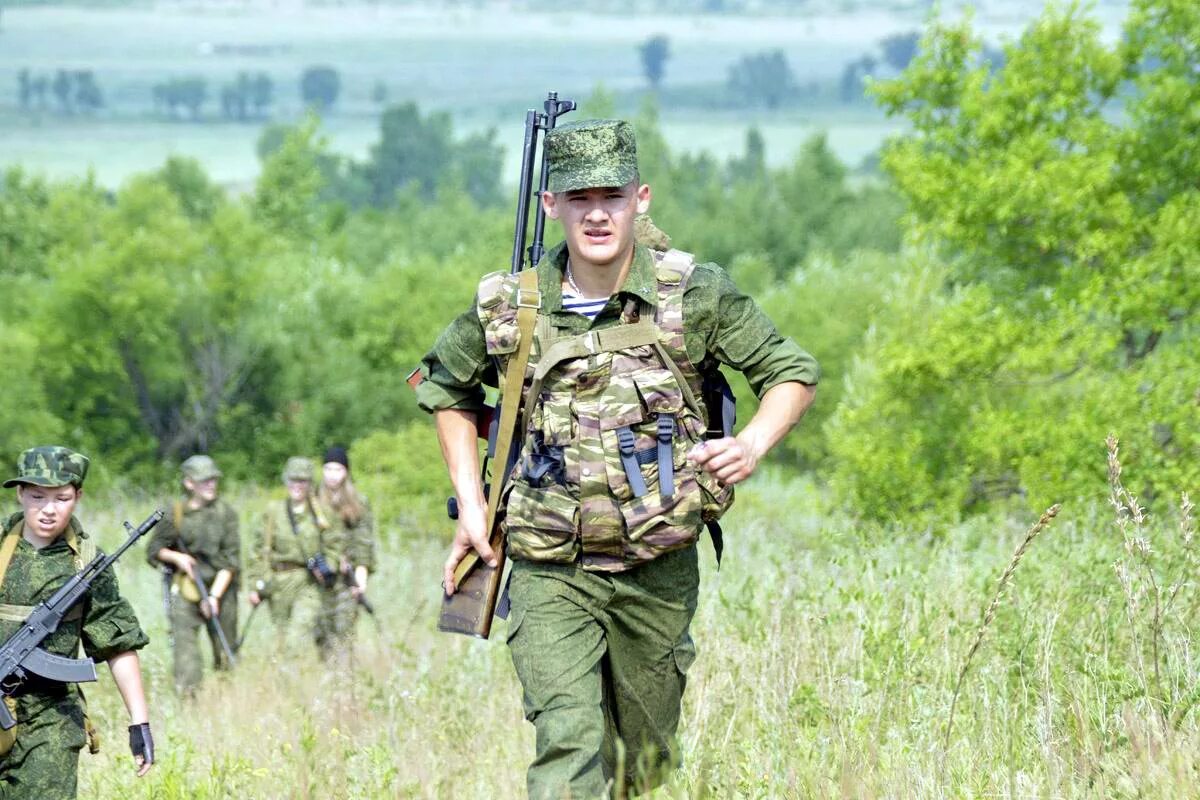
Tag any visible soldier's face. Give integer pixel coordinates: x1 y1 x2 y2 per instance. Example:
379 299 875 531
17 484 80 543
543 180 651 269
323 462 348 490
286 479 310 503
184 477 220 503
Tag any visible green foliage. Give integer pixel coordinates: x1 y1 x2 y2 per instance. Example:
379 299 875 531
350 423 447 530
726 49 796 109
831 0 1200 520
638 34 670 89
299 65 340 111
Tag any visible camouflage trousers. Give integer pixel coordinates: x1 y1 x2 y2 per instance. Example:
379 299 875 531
169 584 238 695
264 570 357 661
506 545 699 800
0 689 86 799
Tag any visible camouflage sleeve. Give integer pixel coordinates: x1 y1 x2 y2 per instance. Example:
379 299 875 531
348 498 376 572
81 564 150 662
145 506 177 568
687 262 820 397
415 303 490 414
248 510 272 587
211 502 240 575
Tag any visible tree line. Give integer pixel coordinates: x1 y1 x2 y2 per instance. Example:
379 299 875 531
2 0 1193 526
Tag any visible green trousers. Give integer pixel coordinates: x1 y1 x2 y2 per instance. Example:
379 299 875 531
264 570 357 661
506 545 699 800
0 690 86 799
169 584 239 695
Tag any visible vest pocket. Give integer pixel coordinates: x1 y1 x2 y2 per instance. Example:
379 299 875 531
504 481 579 563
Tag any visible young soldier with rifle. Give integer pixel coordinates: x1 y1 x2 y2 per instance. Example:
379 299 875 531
146 454 241 695
413 98 819 798
248 455 374 656
0 446 155 797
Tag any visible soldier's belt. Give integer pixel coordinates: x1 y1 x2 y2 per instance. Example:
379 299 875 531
270 561 307 571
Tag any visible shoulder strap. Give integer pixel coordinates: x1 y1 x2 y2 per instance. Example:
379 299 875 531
451 268 540 586
0 530 20 593
173 501 184 532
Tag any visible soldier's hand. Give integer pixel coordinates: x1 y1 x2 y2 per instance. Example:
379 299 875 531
174 553 197 578
443 501 496 595
129 722 154 777
200 596 219 619
687 436 760 486
248 591 262 607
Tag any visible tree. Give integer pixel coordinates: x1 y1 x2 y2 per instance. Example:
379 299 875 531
638 35 670 90
74 70 103 112
829 0 1200 519
727 50 795 109
52 70 72 113
300 65 340 112
250 72 273 117
880 31 920 71
17 69 30 110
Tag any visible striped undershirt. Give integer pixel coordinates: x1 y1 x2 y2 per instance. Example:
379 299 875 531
561 290 610 320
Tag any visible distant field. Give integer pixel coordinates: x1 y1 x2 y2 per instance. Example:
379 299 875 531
0 4 1006 186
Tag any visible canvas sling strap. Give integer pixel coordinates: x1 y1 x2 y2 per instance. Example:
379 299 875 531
451 268 541 588
0 520 101 754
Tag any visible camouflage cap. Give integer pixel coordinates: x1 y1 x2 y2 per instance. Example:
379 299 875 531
282 456 314 483
3 445 90 489
181 454 222 482
546 119 639 193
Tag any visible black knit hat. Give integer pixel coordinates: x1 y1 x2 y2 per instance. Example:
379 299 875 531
323 445 349 470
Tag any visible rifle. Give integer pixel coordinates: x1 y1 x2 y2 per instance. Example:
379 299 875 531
306 553 376 617
437 91 576 639
0 510 164 730
172 537 237 668
235 579 266 652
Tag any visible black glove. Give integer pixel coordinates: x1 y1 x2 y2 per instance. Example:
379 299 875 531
129 722 155 765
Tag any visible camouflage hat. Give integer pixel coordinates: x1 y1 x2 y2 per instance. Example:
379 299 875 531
546 119 639 193
282 456 314 483
181 454 222 482
3 445 90 489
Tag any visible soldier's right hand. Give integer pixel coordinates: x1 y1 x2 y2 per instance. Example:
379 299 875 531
442 501 496 595
173 552 198 578
129 722 154 777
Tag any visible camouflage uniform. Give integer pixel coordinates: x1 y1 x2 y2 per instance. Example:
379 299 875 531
0 447 149 800
310 492 375 660
249 458 326 653
417 120 819 798
145 457 240 694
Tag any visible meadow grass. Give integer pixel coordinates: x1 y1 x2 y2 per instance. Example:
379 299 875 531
67 462 1200 798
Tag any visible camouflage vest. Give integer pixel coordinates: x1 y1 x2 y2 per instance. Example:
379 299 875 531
477 249 733 572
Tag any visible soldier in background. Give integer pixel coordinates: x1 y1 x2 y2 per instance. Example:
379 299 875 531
247 456 328 653
416 120 819 798
312 446 375 662
146 455 240 695
0 446 154 797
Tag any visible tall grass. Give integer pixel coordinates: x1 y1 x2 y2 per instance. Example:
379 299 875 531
70 461 1200 798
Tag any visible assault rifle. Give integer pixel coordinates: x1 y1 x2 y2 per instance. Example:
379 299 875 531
0 510 164 730
433 91 576 639
307 553 376 616
171 537 237 668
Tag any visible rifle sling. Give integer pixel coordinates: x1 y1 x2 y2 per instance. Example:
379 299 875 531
452 268 540 587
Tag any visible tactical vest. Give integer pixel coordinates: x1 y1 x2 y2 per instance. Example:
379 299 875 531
477 249 734 573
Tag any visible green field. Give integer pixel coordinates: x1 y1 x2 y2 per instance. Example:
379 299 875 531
71 467 1200 798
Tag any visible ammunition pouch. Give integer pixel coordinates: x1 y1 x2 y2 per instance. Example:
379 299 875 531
171 571 202 604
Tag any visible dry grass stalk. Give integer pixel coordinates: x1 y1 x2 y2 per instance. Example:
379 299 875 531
942 503 1062 756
